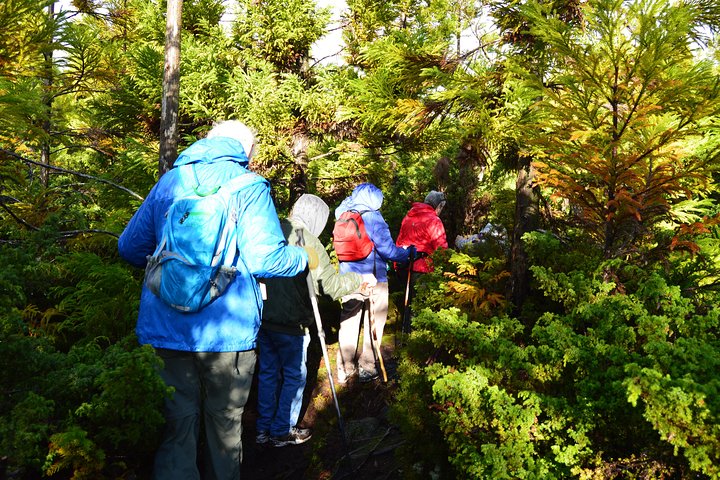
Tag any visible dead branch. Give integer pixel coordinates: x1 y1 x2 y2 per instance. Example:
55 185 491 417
1 148 144 201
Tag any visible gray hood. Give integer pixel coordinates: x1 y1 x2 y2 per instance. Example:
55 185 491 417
289 194 330 237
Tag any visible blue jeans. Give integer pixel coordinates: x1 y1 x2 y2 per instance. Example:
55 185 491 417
153 349 256 480
255 329 310 437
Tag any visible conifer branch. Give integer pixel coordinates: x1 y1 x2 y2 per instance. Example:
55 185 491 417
1 148 144 200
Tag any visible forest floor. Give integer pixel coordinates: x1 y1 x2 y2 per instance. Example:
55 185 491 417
240 293 410 480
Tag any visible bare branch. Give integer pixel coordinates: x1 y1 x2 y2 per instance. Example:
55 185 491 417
59 229 119 239
310 46 346 69
0 198 119 238
0 201 39 231
1 148 144 201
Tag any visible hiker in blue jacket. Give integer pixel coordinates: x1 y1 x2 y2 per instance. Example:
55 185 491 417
118 120 307 480
334 182 412 383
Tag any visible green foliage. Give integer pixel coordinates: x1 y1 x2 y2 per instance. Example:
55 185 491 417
232 0 330 73
75 341 169 451
394 227 720 478
0 0 58 76
0 0 58 144
49 252 140 345
519 0 720 258
0 229 166 477
416 249 509 316
1 0 720 478
44 426 106 479
1 393 55 472
0 331 169 478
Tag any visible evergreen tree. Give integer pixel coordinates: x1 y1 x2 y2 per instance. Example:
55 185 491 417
488 0 584 315
334 0 496 237
226 0 334 206
520 0 720 259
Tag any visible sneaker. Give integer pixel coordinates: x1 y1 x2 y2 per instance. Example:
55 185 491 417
256 431 270 445
271 427 312 447
358 368 379 383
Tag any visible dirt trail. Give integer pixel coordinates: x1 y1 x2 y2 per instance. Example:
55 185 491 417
241 301 407 480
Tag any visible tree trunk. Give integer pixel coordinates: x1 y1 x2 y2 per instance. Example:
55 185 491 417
159 0 182 176
510 156 539 318
40 2 55 187
289 130 310 205
444 143 482 246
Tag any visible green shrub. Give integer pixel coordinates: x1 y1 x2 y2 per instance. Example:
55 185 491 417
392 235 720 479
0 331 169 478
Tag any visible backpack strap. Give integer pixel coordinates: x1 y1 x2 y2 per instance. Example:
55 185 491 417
219 172 266 195
191 164 221 197
352 209 377 276
215 172 267 268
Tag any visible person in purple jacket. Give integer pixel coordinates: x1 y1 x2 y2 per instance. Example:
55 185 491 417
334 183 412 383
118 120 307 480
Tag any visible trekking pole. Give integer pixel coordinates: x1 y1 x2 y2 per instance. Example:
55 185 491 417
365 296 388 383
296 230 350 451
306 274 349 441
399 252 415 346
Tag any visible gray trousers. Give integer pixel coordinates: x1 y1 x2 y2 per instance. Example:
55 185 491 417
153 349 256 480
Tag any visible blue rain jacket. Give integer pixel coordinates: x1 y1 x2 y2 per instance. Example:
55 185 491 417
118 137 308 352
334 183 409 283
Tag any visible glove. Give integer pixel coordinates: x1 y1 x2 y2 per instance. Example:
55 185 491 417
361 273 377 287
358 273 376 297
303 246 319 270
406 245 417 259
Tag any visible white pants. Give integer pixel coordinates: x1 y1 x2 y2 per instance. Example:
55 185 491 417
336 282 389 380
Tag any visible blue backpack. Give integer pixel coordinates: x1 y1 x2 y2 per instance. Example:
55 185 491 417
144 169 264 312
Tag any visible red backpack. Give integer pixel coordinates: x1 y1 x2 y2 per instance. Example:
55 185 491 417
332 210 374 261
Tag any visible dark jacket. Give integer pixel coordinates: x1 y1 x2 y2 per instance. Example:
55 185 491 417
261 217 361 335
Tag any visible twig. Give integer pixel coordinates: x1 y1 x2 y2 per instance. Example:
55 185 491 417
1 198 119 238
333 426 396 480
59 229 119 239
0 201 39 231
310 46 346 69
1 148 144 201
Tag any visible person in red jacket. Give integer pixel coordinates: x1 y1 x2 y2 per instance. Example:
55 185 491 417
396 190 448 273
395 190 448 332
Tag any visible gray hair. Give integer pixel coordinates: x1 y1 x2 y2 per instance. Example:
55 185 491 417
424 190 446 209
207 120 256 161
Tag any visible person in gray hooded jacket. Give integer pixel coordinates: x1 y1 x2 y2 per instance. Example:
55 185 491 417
256 194 375 447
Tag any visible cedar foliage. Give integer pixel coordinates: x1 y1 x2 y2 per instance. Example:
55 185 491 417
522 0 720 259
0 0 719 478
394 230 720 479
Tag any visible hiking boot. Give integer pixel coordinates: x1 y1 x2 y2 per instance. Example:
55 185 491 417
336 367 356 385
358 368 379 383
271 427 312 447
256 431 270 445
